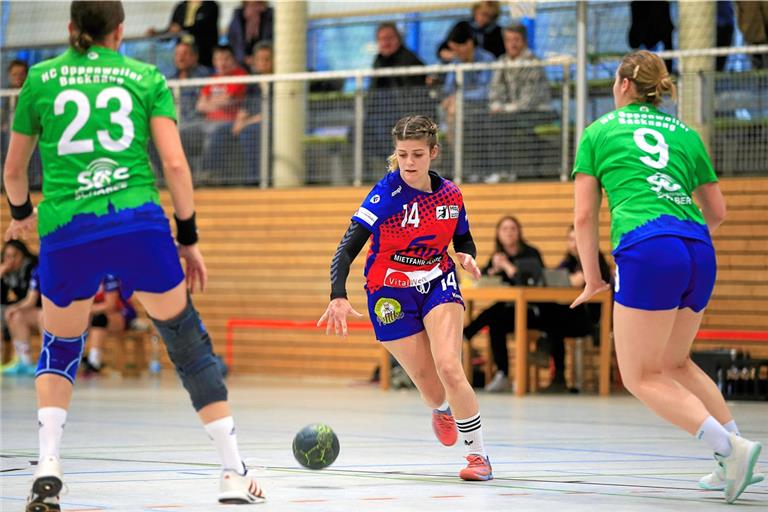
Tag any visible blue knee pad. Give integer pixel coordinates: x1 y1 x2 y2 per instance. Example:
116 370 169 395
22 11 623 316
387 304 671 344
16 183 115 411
150 297 227 411
37 330 87 383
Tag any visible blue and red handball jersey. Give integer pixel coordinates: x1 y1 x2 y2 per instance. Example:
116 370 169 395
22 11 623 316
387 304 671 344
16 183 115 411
352 171 470 294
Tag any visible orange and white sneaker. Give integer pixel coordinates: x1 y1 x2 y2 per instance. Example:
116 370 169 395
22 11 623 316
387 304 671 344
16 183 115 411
431 408 457 446
218 466 266 504
459 454 493 481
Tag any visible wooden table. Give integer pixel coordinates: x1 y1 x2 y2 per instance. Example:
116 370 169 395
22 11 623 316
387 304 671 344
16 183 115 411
462 287 613 396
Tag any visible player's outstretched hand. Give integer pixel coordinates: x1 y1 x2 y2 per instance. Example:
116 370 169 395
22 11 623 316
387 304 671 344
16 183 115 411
456 252 482 280
4 213 37 242
318 298 363 337
178 244 208 294
570 280 611 308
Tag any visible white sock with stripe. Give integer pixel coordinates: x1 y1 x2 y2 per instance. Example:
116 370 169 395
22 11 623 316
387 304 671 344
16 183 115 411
456 413 486 457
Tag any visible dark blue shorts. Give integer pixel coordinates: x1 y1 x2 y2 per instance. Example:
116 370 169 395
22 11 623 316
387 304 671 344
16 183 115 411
613 235 716 312
39 229 185 308
366 269 465 342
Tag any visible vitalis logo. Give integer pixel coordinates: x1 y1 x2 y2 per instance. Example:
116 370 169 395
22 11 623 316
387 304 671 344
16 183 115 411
75 158 130 200
391 185 402 197
436 205 460 220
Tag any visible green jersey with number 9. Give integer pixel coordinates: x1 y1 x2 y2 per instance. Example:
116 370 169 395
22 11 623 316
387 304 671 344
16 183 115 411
572 103 717 252
12 46 176 242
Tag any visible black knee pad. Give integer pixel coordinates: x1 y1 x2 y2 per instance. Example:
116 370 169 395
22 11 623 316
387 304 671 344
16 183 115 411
91 313 108 328
150 297 227 411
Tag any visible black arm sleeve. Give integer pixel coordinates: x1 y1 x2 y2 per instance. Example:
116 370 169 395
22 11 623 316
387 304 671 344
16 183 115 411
452 230 477 259
330 221 370 300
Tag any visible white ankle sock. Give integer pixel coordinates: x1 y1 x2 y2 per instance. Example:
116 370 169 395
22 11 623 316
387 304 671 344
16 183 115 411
38 407 67 460
456 413 486 457
723 419 740 436
204 416 244 473
435 401 450 412
88 348 101 368
13 339 31 364
696 416 732 456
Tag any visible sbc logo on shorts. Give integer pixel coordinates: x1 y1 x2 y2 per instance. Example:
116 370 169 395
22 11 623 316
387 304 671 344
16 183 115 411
374 298 404 325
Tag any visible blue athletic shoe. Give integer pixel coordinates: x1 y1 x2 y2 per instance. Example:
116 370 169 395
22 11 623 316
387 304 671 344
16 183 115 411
1 361 37 376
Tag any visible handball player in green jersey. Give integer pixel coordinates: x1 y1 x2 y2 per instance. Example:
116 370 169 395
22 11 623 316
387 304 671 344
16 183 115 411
570 50 762 504
4 2 264 509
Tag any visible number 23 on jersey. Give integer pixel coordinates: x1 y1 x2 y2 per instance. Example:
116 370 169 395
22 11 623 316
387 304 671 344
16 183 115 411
54 86 134 156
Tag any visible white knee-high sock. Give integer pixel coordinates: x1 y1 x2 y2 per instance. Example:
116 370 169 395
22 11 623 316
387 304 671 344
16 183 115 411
456 413 486 457
204 416 245 473
696 416 732 456
38 407 67 460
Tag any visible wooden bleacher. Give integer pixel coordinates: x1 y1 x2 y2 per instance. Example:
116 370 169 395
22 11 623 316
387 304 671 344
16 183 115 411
3 177 767 381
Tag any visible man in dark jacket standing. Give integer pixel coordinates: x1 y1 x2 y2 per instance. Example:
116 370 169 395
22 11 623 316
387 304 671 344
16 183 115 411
365 23 434 179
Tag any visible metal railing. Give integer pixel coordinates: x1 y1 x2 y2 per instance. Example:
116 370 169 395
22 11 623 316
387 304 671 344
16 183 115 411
1 45 767 189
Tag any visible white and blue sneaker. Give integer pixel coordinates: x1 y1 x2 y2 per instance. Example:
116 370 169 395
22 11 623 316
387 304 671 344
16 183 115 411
714 433 762 503
26 456 62 512
698 456 764 491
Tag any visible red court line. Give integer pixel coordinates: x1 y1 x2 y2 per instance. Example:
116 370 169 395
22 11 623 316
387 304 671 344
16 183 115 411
225 318 373 368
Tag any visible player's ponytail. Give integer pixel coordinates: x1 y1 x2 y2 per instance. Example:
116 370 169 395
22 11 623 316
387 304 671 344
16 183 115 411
69 1 125 53
617 50 676 107
388 115 440 172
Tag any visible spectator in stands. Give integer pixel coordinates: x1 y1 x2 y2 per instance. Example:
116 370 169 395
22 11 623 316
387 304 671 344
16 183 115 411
438 1 504 62
365 22 433 177
735 1 768 69
232 42 274 184
197 45 248 179
6 59 28 89
2 60 41 188
146 1 220 67
628 1 674 73
487 23 555 179
81 274 137 375
164 39 211 174
536 226 612 393
717 1 736 72
1 240 39 376
441 22 495 178
228 1 273 67
2 60 29 163
463 216 545 392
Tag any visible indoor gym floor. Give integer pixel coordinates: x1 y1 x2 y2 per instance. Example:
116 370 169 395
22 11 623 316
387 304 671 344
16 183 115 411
1 375 766 511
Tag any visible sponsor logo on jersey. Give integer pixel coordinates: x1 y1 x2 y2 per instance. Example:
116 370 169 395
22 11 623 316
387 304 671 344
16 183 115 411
391 185 402 197
391 253 442 266
355 206 378 227
436 205 460 220
370 194 380 204
374 298 404 325
75 158 130 200
384 271 410 288
646 172 692 205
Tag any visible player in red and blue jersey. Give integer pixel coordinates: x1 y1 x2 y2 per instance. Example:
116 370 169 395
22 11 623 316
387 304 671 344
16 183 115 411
318 115 493 481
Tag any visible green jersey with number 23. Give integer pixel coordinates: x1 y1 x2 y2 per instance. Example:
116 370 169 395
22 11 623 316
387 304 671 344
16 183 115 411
12 46 177 238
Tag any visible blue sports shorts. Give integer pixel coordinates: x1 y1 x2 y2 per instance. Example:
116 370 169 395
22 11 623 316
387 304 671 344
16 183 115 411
613 235 716 312
366 269 465 342
39 229 185 307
